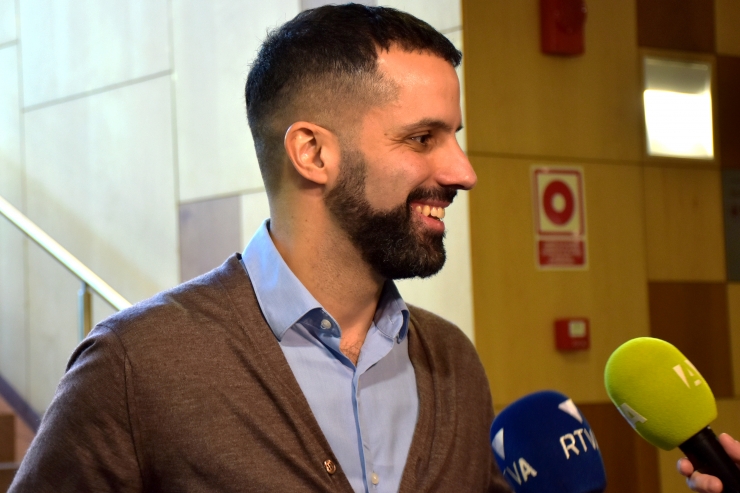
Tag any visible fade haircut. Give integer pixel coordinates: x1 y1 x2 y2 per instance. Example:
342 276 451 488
245 3 462 194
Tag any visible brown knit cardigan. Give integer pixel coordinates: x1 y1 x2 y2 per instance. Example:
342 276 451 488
10 255 511 493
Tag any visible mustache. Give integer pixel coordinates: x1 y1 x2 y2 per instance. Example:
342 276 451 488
406 186 458 205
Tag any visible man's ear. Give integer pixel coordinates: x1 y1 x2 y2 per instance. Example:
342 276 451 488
284 122 340 186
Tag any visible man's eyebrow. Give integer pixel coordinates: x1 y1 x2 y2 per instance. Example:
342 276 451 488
398 118 462 133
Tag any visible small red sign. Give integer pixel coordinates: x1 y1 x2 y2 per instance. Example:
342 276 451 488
532 166 587 269
555 318 590 351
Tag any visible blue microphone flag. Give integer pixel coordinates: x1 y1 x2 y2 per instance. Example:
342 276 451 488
490 390 607 493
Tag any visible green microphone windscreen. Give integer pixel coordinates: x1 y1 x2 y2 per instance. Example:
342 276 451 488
604 337 717 450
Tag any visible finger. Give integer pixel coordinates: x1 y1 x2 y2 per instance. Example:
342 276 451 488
719 433 740 462
687 471 723 493
678 457 696 477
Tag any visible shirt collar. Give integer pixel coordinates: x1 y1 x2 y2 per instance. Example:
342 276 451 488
374 281 409 341
242 220 409 342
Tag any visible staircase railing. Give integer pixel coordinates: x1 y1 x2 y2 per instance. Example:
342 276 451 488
0 195 131 339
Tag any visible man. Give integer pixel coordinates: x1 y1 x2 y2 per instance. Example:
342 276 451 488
10 4 509 492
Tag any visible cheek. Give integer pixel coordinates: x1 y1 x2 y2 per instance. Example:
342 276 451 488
363 168 414 210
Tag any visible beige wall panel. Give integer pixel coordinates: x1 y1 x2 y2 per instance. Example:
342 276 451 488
0 46 27 396
91 293 117 328
471 156 650 406
0 46 20 205
644 166 726 281
19 0 170 107
0 222 26 393
0 0 15 44
379 0 461 32
716 0 740 57
658 399 740 493
172 0 299 202
397 191 475 341
240 190 270 249
729 284 740 396
26 242 79 414
23 76 179 305
463 0 642 162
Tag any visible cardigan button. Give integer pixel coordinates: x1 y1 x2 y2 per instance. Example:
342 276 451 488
324 459 337 475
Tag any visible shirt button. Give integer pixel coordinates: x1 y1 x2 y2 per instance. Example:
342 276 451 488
320 319 332 330
324 459 337 475
371 472 379 485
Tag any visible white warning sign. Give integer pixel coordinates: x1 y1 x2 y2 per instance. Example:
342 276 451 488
532 166 587 269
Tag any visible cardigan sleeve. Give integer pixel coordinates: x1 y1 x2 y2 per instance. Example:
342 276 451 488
9 325 144 493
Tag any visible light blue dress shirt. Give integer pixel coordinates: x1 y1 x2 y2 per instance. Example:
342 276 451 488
242 220 419 493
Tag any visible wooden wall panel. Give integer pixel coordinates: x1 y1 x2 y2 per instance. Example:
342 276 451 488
715 0 740 57
578 402 660 493
0 414 13 462
658 446 690 493
471 156 650 406
648 282 732 398
723 170 740 281
462 0 642 162
717 56 740 168
637 0 715 53
0 395 33 464
728 284 740 396
712 398 740 443
644 166 726 281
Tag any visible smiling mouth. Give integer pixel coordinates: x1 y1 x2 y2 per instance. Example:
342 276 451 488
413 204 446 220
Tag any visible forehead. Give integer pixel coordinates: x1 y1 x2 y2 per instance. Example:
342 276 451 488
370 48 462 129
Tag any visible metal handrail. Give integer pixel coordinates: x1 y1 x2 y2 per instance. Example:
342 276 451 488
0 194 131 337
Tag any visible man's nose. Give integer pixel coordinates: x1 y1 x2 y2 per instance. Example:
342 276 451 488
435 139 477 190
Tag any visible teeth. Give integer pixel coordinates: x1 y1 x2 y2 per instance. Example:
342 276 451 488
414 204 446 220
413 204 445 219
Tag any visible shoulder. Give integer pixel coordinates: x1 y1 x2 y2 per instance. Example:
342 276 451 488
96 255 247 343
71 255 254 374
406 304 479 362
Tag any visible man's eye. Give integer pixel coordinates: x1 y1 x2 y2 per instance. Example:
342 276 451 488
410 134 431 145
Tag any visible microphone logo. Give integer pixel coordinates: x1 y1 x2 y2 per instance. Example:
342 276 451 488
559 427 599 459
558 398 583 423
618 402 647 428
492 428 539 485
504 457 538 485
673 359 702 388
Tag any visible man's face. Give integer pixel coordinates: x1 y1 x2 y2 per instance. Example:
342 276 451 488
324 48 476 280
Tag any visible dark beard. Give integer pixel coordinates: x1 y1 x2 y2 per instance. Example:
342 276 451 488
324 148 457 280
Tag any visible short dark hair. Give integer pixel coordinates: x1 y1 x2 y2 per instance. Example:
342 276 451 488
245 3 462 194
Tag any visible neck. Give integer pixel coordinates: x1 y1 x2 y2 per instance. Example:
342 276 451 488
269 202 385 360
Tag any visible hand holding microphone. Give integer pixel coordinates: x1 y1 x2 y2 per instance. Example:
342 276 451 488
679 434 740 493
605 337 740 493
490 390 607 493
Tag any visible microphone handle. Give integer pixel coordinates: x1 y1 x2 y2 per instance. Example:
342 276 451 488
680 427 740 493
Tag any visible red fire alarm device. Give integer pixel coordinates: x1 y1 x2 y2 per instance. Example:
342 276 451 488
540 0 587 56
555 318 590 351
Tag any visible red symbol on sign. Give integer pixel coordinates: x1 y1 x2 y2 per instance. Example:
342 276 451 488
542 180 575 226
